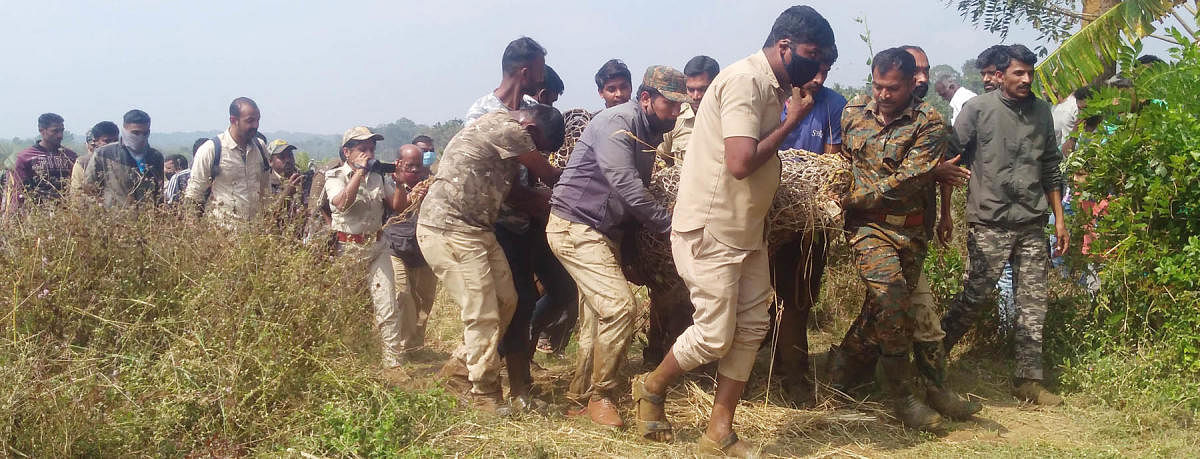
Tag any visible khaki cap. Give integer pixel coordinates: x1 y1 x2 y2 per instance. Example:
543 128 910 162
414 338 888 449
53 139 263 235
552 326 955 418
641 65 690 103
342 126 384 148
267 139 297 156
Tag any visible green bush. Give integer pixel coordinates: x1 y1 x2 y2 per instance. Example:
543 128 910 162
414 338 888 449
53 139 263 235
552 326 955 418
0 204 458 456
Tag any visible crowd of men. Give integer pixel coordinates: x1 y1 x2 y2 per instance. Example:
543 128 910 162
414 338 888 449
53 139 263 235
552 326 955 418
3 4 1099 456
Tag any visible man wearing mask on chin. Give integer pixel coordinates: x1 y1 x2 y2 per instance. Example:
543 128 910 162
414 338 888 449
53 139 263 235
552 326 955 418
633 6 833 456
82 109 166 208
546 65 685 428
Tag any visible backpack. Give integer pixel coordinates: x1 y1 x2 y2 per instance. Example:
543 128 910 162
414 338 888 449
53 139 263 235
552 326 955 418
203 136 270 201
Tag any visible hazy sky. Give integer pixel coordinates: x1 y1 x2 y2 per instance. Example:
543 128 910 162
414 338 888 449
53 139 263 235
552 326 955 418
0 1 1186 137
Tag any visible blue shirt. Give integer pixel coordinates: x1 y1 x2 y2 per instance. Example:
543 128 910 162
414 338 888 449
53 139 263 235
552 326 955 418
780 86 847 152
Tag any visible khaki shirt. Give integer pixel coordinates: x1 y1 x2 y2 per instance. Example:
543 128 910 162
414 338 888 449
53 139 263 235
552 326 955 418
323 163 396 235
657 103 696 162
184 129 271 223
673 50 787 250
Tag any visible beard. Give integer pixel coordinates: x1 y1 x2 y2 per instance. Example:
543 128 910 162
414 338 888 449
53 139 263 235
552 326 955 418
647 110 676 133
913 82 929 99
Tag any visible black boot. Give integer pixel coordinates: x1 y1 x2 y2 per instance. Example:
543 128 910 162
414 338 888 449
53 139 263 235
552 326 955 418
826 345 876 397
879 354 943 431
914 341 982 420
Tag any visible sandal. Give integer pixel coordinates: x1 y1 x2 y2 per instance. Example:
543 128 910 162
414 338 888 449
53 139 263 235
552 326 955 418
696 431 760 458
632 373 673 442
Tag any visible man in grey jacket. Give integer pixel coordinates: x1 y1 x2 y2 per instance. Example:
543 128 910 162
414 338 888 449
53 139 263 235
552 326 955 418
941 44 1068 406
546 65 685 428
82 110 165 208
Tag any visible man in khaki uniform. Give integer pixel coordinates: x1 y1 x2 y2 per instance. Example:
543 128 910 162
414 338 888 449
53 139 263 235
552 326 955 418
633 6 835 457
184 97 272 225
655 55 719 164
324 127 409 368
547 65 687 427
417 105 564 410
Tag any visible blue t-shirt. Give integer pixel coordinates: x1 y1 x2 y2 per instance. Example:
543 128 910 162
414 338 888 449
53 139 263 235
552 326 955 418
780 86 847 152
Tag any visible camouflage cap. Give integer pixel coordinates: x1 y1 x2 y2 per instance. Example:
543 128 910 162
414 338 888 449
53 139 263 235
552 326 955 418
641 65 690 103
341 126 384 148
267 139 297 156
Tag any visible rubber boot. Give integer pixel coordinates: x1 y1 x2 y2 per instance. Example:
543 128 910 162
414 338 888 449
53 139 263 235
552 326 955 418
914 341 982 420
879 354 943 431
826 345 876 397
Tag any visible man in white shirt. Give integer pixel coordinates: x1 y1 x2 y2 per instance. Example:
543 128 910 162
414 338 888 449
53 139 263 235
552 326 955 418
184 97 272 224
1052 86 1091 147
935 74 978 126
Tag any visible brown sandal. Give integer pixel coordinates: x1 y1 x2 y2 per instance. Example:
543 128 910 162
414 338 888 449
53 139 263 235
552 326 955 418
632 373 673 442
696 431 760 458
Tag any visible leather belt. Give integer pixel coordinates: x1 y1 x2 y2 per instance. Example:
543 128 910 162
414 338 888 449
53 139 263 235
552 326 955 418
862 212 925 227
336 231 368 244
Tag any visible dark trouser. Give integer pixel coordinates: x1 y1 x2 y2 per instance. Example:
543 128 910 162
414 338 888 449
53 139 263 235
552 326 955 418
496 219 578 361
531 280 579 353
769 232 829 391
643 278 693 367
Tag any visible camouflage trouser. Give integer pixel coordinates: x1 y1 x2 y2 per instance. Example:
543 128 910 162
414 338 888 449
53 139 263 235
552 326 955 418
847 224 927 356
942 222 1049 380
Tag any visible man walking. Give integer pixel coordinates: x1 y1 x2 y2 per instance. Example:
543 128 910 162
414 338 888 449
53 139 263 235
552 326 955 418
633 6 834 456
548 65 686 427
82 109 165 207
382 144 436 356
941 44 1067 406
69 121 119 200
184 97 272 224
5 113 77 215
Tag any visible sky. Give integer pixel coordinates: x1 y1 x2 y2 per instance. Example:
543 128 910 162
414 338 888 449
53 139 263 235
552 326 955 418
0 0 1187 138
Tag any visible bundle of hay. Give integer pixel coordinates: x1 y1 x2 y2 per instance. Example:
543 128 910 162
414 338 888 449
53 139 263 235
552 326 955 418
632 149 852 285
549 108 593 168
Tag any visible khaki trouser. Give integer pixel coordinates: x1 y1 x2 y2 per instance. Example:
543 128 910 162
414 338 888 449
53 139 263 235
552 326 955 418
336 240 403 367
910 273 946 342
545 213 636 402
670 228 773 382
391 256 438 352
416 225 517 394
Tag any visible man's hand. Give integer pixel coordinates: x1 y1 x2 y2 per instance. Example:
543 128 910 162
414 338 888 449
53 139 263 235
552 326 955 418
1053 221 1069 257
346 150 369 169
282 173 303 196
932 154 970 187
786 86 815 125
937 214 953 247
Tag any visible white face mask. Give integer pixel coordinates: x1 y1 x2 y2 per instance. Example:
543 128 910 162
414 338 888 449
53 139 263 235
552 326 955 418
122 131 149 153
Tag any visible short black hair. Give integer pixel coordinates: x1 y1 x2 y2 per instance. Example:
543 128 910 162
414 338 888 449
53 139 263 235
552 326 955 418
1073 86 1092 100
523 104 566 152
123 109 151 125
1137 54 1165 66
38 113 64 129
901 45 925 54
542 65 565 95
872 47 917 79
165 154 189 169
229 97 259 118
683 55 720 80
90 121 119 139
192 138 208 154
762 5 835 49
995 44 1037 72
975 44 1009 70
411 135 434 145
594 59 631 90
501 36 547 75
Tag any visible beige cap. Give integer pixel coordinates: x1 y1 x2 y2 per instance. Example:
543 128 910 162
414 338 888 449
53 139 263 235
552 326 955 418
267 139 297 156
341 126 384 148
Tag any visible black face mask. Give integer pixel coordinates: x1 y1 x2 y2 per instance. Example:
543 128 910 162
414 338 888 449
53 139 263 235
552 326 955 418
913 82 929 99
786 50 821 87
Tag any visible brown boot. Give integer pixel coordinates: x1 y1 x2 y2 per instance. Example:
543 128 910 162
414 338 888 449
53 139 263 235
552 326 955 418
914 341 982 420
1013 378 1063 406
586 397 624 428
879 354 943 431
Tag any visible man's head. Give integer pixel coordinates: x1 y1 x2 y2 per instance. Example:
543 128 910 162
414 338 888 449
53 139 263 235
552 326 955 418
228 97 261 142
122 109 152 152
37 113 65 150
595 59 633 108
411 135 435 153
934 73 961 101
762 5 836 87
164 154 188 178
902 45 930 99
534 65 564 106
995 44 1037 100
639 66 690 133
512 104 566 153
1073 86 1091 110
267 139 298 175
88 121 119 153
976 44 1009 92
804 43 838 95
341 126 384 162
871 47 917 118
501 36 547 97
396 144 429 187
683 55 720 108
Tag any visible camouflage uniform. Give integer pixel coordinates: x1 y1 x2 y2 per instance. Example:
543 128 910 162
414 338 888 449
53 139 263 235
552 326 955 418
838 94 945 358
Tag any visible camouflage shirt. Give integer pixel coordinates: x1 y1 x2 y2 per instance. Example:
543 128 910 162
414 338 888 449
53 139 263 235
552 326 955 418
841 94 947 216
417 111 536 232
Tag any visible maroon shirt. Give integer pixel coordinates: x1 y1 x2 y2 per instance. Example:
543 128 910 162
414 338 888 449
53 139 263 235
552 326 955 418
6 142 77 210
